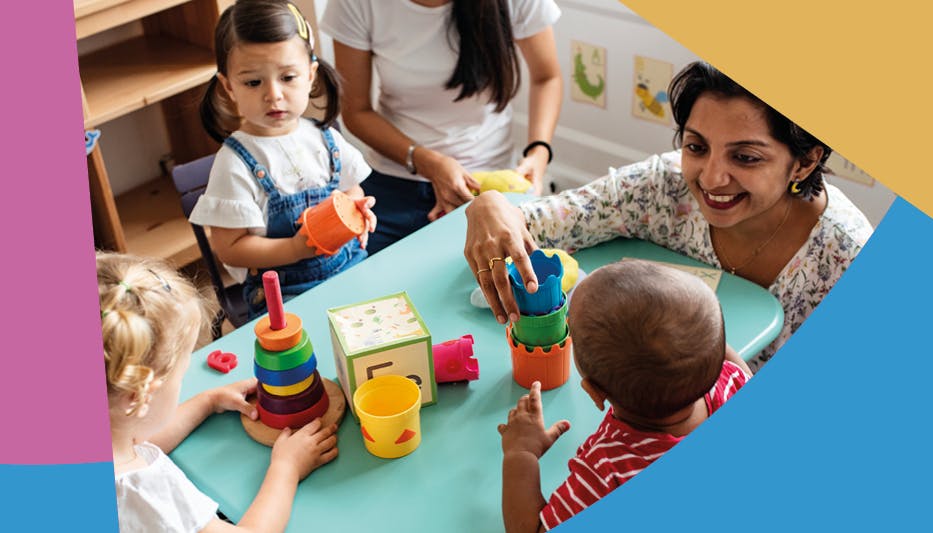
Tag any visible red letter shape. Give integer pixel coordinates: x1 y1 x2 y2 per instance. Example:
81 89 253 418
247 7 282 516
207 350 238 373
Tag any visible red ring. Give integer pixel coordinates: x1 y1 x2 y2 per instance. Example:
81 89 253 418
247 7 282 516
256 392 330 429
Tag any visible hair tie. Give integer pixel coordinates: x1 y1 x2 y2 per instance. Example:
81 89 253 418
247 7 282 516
287 3 309 41
119 280 133 292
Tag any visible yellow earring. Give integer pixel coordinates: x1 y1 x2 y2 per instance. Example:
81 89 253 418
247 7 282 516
790 180 803 195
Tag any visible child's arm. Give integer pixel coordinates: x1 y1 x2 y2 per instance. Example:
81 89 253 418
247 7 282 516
725 344 754 378
498 381 570 533
150 378 258 455
199 419 339 533
209 227 317 269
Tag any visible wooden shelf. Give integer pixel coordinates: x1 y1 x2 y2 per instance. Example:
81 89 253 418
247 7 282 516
75 0 190 39
79 34 214 128
116 175 201 267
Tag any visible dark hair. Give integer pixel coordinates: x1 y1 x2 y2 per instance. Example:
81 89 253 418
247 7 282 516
668 61 830 199
445 0 520 113
568 260 725 420
200 0 341 142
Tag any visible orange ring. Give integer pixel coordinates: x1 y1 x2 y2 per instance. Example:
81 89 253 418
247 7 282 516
254 312 303 351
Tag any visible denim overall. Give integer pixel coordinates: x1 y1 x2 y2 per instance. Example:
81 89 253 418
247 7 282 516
224 126 367 319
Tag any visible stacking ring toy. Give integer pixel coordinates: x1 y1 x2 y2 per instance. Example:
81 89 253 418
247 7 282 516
254 353 317 386
254 331 313 371
257 372 326 414
257 392 331 430
261 373 315 396
254 312 303 351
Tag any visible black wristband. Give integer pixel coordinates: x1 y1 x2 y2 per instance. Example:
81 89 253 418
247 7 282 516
522 141 553 164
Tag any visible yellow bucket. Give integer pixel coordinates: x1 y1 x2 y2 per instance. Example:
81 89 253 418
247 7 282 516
353 375 422 459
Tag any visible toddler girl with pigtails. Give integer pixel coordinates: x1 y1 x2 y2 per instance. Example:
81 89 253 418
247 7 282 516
191 0 376 318
101 251 338 532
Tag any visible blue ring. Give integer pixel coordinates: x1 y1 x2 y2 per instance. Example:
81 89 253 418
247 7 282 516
254 353 317 386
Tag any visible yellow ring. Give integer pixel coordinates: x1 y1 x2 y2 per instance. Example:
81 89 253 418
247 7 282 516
261 373 314 396
488 257 505 269
476 267 491 275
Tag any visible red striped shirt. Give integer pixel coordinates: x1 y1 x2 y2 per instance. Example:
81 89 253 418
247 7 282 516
540 361 748 530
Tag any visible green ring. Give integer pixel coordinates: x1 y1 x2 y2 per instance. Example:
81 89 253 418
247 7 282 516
254 331 314 371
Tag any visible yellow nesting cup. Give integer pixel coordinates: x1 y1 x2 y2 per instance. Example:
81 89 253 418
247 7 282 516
353 375 422 459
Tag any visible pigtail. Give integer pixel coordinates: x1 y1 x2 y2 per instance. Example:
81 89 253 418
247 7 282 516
310 56 342 130
200 75 240 144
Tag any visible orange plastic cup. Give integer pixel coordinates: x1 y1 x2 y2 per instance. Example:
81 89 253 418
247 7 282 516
297 191 366 255
506 323 572 391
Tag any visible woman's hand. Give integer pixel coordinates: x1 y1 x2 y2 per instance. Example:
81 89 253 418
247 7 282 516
464 191 539 324
416 148 481 221
208 377 258 420
515 146 550 196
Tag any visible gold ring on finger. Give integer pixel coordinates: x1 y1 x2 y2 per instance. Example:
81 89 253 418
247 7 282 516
488 257 505 269
476 267 491 275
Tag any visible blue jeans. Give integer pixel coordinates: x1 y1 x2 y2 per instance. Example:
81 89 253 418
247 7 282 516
361 170 437 255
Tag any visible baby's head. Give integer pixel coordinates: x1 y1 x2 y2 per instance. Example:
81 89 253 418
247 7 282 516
98 252 217 418
568 260 724 421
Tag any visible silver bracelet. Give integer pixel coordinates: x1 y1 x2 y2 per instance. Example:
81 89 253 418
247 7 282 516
405 143 419 174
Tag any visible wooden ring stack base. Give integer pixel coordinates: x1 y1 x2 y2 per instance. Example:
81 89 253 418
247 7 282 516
241 377 346 447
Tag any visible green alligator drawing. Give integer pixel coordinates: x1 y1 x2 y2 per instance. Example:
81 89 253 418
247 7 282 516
573 52 605 99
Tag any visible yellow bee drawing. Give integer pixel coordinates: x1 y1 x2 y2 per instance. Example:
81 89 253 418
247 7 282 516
635 83 668 118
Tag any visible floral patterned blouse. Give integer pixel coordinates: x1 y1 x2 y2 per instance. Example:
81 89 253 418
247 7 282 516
520 151 873 370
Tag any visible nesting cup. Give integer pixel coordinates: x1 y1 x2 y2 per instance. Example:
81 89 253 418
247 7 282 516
511 294 568 347
507 323 572 391
297 190 366 255
508 249 564 315
353 375 423 459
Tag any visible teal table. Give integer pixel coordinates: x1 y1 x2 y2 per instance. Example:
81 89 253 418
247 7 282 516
173 197 782 533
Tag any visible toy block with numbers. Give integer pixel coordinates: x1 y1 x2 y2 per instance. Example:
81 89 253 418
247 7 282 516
327 292 436 417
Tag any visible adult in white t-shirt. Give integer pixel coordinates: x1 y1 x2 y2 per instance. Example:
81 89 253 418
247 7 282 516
321 0 561 253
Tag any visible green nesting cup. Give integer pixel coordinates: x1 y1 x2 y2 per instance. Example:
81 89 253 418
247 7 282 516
512 296 568 347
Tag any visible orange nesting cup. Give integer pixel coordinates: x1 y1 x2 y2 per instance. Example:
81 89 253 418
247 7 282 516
507 323 572 391
297 191 366 255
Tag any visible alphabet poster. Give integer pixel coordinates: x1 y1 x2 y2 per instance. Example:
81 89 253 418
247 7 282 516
632 55 673 125
571 40 607 107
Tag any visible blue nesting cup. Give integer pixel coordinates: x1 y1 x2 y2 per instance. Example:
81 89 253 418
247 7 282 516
508 249 564 315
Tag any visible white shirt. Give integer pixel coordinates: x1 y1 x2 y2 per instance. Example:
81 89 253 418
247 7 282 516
189 120 371 282
114 442 218 533
321 0 560 180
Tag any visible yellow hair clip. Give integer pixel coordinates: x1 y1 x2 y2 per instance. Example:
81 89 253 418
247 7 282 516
287 3 309 41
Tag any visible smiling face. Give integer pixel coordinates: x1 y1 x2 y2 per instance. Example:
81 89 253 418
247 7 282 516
219 36 316 137
681 94 813 232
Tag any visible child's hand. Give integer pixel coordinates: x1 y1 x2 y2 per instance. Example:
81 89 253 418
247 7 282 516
353 195 377 250
498 381 570 459
270 418 339 481
208 377 259 420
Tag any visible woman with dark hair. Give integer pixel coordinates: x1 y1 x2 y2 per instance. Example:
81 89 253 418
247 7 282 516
321 0 561 253
464 61 873 371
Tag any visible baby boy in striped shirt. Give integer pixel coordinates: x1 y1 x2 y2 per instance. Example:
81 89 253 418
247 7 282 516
498 259 752 531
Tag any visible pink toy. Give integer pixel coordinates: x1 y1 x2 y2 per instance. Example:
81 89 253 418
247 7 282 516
262 271 287 330
432 335 479 383
207 350 238 373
